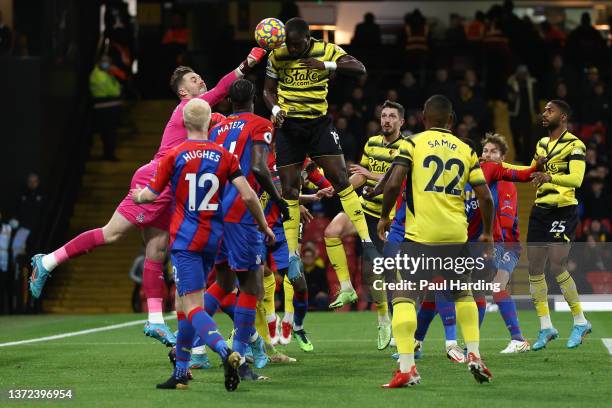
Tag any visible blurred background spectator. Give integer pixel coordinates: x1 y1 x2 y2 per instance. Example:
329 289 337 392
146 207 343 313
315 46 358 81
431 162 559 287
352 12 381 48
302 243 329 311
0 11 12 56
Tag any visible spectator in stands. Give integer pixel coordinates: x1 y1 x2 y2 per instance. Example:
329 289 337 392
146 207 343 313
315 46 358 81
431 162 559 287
460 113 482 144
466 11 486 43
582 178 611 221
0 210 12 314
386 89 400 104
13 173 46 259
543 55 571 99
565 12 608 71
456 122 469 140
397 72 422 112
454 82 486 123
90 54 122 161
580 81 609 126
585 220 611 243
539 20 566 50
445 13 467 51
404 113 422 135
400 9 429 75
426 67 455 98
302 243 329 311
366 120 380 138
352 12 381 48
507 64 538 163
349 87 369 121
464 68 485 98
340 102 365 143
0 11 13 56
336 116 358 164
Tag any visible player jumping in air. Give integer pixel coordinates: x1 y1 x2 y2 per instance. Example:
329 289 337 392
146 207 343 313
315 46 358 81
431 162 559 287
262 17 378 289
378 95 494 387
29 48 267 346
525 100 591 350
324 100 407 350
132 98 273 391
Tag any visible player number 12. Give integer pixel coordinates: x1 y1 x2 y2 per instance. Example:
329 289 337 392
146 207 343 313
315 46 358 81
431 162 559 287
185 173 220 211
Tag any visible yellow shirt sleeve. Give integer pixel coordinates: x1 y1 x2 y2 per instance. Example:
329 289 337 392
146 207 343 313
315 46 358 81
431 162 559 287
265 55 278 79
468 152 486 186
359 145 370 167
549 141 586 188
329 43 347 62
394 139 414 167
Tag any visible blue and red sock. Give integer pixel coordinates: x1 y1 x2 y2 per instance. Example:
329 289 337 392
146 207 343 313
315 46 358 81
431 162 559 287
175 312 194 377
220 291 237 321
232 292 257 357
435 291 457 341
415 300 437 342
203 282 227 317
475 296 487 327
493 290 524 341
188 306 228 361
293 290 308 329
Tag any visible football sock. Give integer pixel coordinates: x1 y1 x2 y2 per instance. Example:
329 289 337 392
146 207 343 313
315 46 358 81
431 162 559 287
474 296 487 327
43 228 105 271
338 186 371 242
493 290 524 341
414 300 437 342
392 301 417 373
175 312 195 371
232 292 257 357
283 275 294 315
529 274 552 329
263 272 276 321
282 199 300 254
187 307 228 361
292 290 308 331
555 270 587 325
204 282 227 316
143 259 165 323
455 296 480 357
255 301 271 343
325 237 352 289
220 291 237 321
435 292 457 341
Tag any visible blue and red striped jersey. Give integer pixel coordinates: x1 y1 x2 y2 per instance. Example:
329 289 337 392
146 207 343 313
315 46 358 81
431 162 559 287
148 139 241 251
209 112 273 224
466 161 534 242
497 180 520 244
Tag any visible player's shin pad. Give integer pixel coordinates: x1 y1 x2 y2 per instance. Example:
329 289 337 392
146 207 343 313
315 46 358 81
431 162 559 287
555 271 583 317
282 200 300 254
338 186 370 241
529 274 550 317
392 302 417 354
455 296 479 343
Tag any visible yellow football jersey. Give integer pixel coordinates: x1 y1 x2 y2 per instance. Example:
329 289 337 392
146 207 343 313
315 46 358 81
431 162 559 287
394 128 486 243
266 39 346 119
359 134 404 218
531 131 586 208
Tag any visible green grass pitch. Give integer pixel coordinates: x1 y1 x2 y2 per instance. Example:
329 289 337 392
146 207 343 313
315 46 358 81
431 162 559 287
1 311 611 407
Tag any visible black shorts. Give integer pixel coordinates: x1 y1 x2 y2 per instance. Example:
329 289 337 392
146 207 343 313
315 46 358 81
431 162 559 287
527 205 578 243
365 212 384 253
275 116 343 167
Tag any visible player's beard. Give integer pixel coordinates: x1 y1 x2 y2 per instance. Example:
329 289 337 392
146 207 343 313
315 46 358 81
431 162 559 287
544 117 560 133
381 128 396 137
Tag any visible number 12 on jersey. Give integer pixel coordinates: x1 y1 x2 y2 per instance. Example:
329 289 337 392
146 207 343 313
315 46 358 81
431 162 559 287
185 173 220 211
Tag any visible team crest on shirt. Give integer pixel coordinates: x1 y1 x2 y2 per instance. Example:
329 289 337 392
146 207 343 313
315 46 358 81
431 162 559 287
389 149 396 156
136 213 145 223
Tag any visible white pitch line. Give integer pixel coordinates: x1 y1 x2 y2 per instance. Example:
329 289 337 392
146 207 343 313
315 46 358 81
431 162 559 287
0 315 176 348
602 339 612 355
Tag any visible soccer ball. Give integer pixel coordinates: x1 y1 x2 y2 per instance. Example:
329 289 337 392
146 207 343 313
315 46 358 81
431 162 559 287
254 18 286 50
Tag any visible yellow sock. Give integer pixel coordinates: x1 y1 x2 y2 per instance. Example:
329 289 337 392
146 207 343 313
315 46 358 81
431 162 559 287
325 237 351 287
283 274 294 314
337 186 370 241
556 271 583 318
282 199 300 254
391 301 417 354
255 301 271 344
529 274 550 317
456 296 479 348
263 273 276 319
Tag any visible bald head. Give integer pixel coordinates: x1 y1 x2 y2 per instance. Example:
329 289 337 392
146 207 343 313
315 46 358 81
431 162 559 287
423 95 453 129
183 99 211 132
